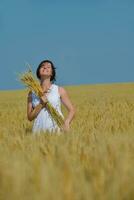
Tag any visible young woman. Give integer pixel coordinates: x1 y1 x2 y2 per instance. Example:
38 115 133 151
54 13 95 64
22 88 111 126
27 59 76 134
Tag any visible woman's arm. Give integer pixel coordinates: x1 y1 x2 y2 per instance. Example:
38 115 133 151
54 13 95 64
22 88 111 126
27 91 47 121
59 87 76 131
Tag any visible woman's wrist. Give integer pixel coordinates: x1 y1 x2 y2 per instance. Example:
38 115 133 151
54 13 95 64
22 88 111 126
65 119 70 124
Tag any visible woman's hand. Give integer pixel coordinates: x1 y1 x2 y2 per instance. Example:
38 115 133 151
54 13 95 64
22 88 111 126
40 95 48 107
62 119 70 133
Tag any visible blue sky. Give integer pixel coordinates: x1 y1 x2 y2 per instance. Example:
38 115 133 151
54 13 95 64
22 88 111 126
0 0 134 90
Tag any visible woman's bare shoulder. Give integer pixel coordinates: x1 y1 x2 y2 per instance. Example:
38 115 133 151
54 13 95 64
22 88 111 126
58 86 67 96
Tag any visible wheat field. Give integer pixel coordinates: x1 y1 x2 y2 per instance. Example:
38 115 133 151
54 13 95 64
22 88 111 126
0 82 134 200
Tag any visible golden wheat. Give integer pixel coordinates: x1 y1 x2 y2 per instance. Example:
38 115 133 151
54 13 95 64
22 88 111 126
0 82 134 200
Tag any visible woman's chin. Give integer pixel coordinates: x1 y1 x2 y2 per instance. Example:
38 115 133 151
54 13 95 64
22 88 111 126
41 74 50 78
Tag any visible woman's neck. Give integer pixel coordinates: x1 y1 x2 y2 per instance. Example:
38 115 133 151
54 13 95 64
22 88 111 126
40 78 52 92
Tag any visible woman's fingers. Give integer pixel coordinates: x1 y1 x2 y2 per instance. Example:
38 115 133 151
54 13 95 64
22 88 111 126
61 121 70 133
40 95 47 102
40 95 48 107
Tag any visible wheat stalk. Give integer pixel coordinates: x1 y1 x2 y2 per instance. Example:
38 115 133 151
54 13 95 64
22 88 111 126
18 67 64 129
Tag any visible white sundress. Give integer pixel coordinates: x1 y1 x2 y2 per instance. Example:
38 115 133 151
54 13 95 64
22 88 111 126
31 84 64 134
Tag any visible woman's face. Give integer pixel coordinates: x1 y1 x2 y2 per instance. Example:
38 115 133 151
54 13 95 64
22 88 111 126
39 62 52 79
